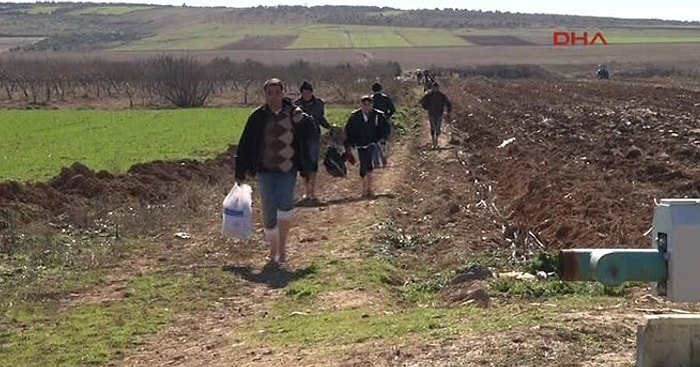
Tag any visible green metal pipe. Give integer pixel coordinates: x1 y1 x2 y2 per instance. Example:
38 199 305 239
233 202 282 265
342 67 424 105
559 249 667 286
590 249 666 286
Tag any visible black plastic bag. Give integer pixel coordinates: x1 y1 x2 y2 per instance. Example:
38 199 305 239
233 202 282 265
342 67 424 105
324 146 347 178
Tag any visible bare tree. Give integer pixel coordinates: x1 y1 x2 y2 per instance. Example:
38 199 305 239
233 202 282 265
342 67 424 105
145 55 214 108
234 59 267 105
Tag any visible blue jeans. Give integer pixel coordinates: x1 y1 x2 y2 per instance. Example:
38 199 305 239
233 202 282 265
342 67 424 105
256 171 297 229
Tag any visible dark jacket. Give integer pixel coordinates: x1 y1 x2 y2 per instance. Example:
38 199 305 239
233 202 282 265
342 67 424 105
234 99 314 181
371 92 396 119
420 90 452 116
344 108 390 149
294 96 331 139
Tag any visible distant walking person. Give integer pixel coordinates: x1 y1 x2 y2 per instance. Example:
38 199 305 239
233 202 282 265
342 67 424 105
344 95 390 197
370 82 397 166
235 78 314 265
421 70 436 92
420 82 452 149
295 81 331 204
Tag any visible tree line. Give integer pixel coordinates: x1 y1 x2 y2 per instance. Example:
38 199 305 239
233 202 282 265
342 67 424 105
0 56 403 108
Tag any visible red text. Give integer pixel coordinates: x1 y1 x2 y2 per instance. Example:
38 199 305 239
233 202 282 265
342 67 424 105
553 31 608 46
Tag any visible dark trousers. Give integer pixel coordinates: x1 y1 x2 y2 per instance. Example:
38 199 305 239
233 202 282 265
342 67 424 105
357 144 376 177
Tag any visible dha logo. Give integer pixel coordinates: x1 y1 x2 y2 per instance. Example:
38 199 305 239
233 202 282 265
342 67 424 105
553 31 608 46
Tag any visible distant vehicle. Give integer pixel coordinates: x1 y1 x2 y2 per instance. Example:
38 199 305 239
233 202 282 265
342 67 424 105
596 64 609 79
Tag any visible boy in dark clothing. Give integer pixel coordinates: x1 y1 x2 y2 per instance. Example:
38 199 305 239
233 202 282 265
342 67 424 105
371 82 396 167
371 82 396 119
235 78 314 265
419 82 452 149
294 81 331 203
344 95 390 197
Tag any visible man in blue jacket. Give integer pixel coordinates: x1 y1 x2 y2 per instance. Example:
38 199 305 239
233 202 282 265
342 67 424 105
344 95 390 198
235 78 314 265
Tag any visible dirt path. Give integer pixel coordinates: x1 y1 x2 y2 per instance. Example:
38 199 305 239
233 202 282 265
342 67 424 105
117 121 421 366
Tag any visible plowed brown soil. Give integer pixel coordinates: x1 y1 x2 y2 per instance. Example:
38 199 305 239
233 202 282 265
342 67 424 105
445 79 700 250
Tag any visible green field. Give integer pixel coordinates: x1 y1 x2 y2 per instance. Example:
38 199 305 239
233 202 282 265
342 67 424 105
114 23 470 51
68 6 154 15
0 107 353 182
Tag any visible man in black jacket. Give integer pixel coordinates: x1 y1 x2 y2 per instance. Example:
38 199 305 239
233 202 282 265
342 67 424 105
371 82 396 167
295 81 331 204
420 82 452 149
370 82 396 120
235 78 314 265
344 95 390 197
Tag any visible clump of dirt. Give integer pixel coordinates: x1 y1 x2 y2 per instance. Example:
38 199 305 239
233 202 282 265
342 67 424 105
0 145 238 231
49 162 109 198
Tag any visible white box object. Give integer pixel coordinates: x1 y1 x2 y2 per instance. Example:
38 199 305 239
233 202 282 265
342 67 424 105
651 199 700 303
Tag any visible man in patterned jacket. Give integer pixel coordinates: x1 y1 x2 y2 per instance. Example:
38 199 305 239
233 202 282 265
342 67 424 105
235 78 314 265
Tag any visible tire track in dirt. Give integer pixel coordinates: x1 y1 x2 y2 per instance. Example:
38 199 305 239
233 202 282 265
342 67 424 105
116 116 419 366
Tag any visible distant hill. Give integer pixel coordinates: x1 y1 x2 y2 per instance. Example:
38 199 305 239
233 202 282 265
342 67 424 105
1 2 699 52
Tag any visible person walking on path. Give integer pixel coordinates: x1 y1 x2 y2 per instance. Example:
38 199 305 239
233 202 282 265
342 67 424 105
234 78 314 265
344 95 390 198
294 81 331 204
370 82 397 167
419 82 452 149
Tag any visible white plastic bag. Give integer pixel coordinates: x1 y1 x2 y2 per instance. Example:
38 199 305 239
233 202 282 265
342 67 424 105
222 182 253 240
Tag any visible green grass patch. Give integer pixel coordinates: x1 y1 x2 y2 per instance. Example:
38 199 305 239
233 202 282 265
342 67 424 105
0 267 239 366
244 295 618 348
488 278 629 298
0 107 353 182
280 255 396 304
69 6 154 16
247 306 467 347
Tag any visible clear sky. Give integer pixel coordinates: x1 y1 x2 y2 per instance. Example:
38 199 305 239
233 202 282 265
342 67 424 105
9 0 700 22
